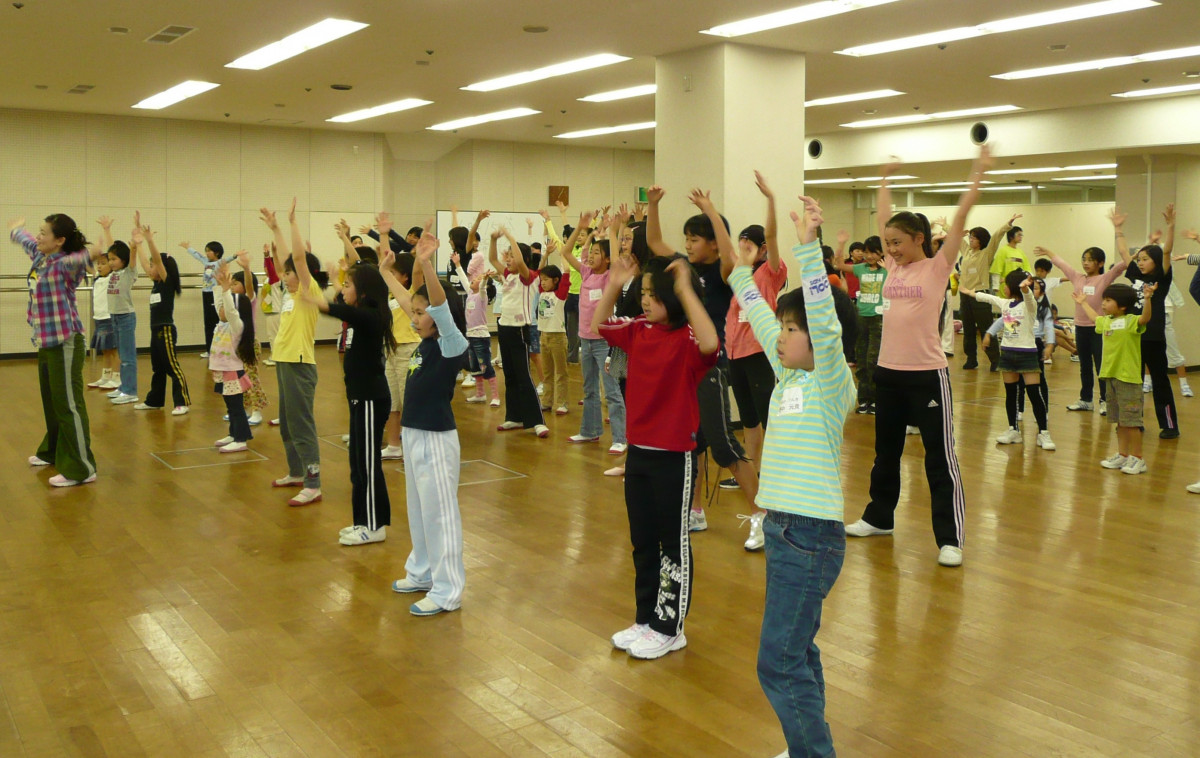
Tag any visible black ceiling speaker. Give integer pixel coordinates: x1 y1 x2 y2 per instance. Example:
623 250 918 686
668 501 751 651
970 122 989 145
807 139 823 159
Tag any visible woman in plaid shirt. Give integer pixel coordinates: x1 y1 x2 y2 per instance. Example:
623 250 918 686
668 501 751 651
10 214 105 487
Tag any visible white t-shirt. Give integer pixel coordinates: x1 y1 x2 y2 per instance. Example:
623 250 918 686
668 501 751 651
93 273 111 320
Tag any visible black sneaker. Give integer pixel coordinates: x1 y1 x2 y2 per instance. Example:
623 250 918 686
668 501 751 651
856 402 870 414
718 477 739 490
962 360 978 370
1160 429 1180 439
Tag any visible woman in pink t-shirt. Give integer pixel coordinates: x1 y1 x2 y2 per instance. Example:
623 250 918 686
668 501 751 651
845 148 991 569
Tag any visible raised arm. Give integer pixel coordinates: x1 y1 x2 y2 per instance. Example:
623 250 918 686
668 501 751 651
671 259 719 355
336 219 359 264
560 211 592 271
9 217 37 259
235 249 256 299
1139 282 1156 325
753 171 782 274
487 228 503 275
540 208 563 246
875 161 900 239
413 223 446 307
285 198 312 290
687 188 736 281
139 218 168 282
1071 289 1100 322
260 207 289 271
645 185 675 257
1109 206 1131 264
831 229 855 275
214 263 246 329
378 248 413 319
942 146 992 267
97 216 115 252
467 210 489 256
1037 246 1078 280
1162 203 1175 272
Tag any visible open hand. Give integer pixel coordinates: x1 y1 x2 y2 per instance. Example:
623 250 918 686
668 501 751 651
666 258 693 296
8 217 24 232
287 197 297 223
259 208 278 230
1164 203 1176 226
177 240 190 250
754 171 774 199
1108 206 1127 228
836 229 850 247
97 215 113 230
380 248 395 271
687 188 714 214
646 185 664 204
538 209 550 221
235 249 250 268
1183 229 1199 242
791 196 824 245
1143 282 1158 297
1071 290 1087 304
377 211 393 236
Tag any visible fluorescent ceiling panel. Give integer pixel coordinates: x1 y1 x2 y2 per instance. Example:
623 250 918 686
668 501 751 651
806 175 917 185
578 84 656 102
226 19 368 70
427 108 540 131
804 89 904 107
924 185 1031 193
995 43 1200 80
132 80 219 109
1113 82 1200 97
1051 175 1117 180
987 163 1116 175
555 122 656 139
462 54 629 92
839 0 1157 57
842 105 1019 128
701 0 901 37
327 98 432 123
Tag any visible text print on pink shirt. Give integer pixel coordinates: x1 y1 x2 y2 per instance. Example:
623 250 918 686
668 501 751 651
882 278 923 300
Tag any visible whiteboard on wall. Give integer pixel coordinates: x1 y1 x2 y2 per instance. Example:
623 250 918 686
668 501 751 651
433 210 550 275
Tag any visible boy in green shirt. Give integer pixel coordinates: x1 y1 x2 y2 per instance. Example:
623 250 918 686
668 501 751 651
1073 281 1155 475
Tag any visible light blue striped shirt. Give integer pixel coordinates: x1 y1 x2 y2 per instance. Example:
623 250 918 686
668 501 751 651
731 240 855 521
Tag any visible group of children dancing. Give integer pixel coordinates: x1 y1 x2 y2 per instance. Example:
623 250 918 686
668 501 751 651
15 137 1200 757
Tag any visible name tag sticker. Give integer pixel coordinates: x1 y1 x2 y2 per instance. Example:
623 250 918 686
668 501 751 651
588 288 602 302
738 310 750 323
149 293 162 305
1083 285 1095 295
389 299 401 311
779 386 804 415
281 298 295 313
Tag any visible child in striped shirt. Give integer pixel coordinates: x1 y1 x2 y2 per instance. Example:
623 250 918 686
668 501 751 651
730 197 854 758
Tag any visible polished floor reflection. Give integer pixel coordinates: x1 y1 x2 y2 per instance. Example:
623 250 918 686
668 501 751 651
3 347 1199 757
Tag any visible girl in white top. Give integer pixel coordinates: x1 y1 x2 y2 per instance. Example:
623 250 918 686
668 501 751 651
961 269 1053 450
208 264 257 453
489 227 548 437
86 253 119 389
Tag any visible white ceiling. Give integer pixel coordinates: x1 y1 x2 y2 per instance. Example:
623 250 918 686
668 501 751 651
2 0 1199 177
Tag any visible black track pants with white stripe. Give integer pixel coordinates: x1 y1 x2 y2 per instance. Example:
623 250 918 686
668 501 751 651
861 366 966 549
624 446 697 638
348 395 391 530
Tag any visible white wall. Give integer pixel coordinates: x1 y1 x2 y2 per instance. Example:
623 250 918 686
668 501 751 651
0 108 389 352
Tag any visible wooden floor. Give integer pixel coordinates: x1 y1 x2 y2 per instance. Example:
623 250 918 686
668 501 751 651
4 341 1200 758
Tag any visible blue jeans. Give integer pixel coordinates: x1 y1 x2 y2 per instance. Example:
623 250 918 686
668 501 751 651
467 336 495 379
580 337 625 442
111 311 137 395
757 512 845 758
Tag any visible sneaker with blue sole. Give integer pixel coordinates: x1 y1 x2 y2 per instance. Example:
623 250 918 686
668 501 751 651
410 597 453 616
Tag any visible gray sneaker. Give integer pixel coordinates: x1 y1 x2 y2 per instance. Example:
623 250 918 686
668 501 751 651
1066 400 1093 411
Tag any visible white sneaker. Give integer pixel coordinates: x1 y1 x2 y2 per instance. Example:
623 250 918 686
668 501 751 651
1070 355 1080 362
106 388 123 399
466 395 487 404
381 445 403 460
1182 382 1194 398
248 411 263 425
88 369 112 388
219 441 248 453
1099 401 1108 416
995 427 1023 445
533 424 550 438
1044 357 1053 364
906 426 920 435
740 512 765 551
688 509 708 532
462 375 476 387
133 403 160 411
99 377 121 390
608 442 627 455
489 398 501 408
223 413 230 421
340 434 350 443
111 394 138 405
1121 456 1148 475
215 436 235 447
568 434 600 443
391 577 432 594
1016 411 1023 422
611 623 650 650
555 405 567 415
938 545 963 567
1036 431 1056 451
1187 481 1200 494
199 352 209 359
339 525 386 546
28 455 51 466
171 406 188 416
1100 452 1129 469
1066 400 1093 411
1143 379 1152 393
845 519 893 537
627 629 687 659
263 358 276 366
537 383 545 396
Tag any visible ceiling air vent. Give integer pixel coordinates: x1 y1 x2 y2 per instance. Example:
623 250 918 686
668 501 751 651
146 25 195 44
67 84 95 95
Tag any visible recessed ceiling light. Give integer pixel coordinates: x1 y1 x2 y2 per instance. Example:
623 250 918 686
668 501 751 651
109 26 129 34
1113 82 1200 98
462 54 630 92
841 104 1020 128
555 121 656 139
327 98 433 123
427 108 541 131
522 25 549 33
132 80 219 110
1049 43 1069 51
838 0 1157 57
578 84 656 102
804 89 904 107
994 43 1200 80
701 0 901 37
226 19 368 70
